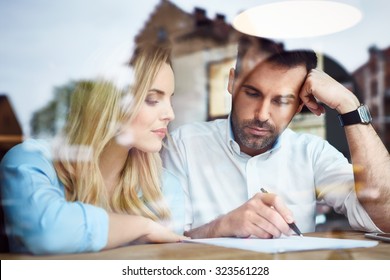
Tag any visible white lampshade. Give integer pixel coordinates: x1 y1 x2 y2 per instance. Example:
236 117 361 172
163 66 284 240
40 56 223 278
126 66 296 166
232 0 362 39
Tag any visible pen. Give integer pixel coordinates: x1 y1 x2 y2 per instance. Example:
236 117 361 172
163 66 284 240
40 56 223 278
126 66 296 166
260 187 304 237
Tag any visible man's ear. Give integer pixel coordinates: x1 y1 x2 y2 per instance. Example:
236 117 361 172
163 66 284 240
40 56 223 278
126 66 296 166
227 68 235 95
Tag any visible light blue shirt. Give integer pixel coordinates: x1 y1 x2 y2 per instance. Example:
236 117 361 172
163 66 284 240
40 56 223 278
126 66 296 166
162 117 380 233
0 139 184 254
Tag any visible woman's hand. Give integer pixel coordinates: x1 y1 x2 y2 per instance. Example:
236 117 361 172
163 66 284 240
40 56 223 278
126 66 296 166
132 219 189 244
105 213 188 250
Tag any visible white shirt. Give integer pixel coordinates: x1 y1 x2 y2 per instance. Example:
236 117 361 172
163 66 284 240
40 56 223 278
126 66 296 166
162 117 380 233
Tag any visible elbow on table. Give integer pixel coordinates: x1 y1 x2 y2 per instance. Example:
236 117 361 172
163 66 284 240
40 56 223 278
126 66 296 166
23 235 69 255
22 230 84 255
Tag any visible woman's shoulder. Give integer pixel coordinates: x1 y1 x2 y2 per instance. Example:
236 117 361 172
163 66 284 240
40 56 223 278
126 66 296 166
1 138 53 168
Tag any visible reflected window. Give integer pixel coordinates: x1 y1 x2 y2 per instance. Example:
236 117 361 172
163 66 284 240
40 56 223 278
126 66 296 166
207 58 235 120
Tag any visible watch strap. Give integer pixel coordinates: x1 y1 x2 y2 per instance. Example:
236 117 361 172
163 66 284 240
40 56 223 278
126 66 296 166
338 104 372 126
338 109 360 126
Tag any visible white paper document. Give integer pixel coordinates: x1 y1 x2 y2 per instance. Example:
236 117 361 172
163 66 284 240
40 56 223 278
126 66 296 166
184 236 378 253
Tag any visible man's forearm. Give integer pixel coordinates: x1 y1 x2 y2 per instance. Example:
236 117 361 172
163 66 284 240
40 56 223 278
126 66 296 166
346 124 390 232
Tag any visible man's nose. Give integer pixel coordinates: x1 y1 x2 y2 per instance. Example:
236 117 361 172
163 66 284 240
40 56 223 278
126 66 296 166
255 101 271 122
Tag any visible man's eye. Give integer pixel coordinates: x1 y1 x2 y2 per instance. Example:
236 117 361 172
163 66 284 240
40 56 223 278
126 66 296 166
273 99 290 105
245 90 259 97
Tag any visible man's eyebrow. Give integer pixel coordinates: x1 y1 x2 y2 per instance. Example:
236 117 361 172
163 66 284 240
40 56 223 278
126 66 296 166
242 84 296 99
242 84 261 92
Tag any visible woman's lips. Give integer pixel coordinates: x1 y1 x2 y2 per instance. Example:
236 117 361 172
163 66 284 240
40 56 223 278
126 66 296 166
152 128 167 138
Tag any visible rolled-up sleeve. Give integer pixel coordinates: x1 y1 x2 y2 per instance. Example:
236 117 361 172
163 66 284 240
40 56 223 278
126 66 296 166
0 140 109 254
343 190 383 233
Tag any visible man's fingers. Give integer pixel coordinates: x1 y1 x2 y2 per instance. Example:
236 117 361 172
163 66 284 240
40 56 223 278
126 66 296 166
300 87 326 116
253 193 294 235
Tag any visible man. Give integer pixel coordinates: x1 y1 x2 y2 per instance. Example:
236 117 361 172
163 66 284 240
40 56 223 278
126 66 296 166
162 35 390 238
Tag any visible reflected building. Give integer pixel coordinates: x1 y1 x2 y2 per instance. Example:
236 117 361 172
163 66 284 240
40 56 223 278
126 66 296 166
0 95 23 161
353 45 390 151
135 0 241 130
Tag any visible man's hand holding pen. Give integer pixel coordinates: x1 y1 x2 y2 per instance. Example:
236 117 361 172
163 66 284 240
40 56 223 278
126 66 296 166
209 189 300 239
261 188 303 237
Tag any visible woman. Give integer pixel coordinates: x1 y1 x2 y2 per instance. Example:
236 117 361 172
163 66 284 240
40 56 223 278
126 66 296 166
0 44 186 254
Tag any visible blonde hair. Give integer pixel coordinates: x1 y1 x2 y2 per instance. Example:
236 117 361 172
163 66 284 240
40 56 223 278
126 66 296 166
54 44 173 221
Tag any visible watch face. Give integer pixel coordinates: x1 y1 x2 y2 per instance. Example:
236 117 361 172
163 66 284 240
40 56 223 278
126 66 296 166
357 105 372 124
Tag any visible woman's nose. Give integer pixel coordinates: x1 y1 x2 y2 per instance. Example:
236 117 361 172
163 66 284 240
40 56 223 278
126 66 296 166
162 103 175 122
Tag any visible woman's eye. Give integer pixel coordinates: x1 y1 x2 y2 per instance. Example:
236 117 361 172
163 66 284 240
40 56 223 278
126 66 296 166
146 99 158 105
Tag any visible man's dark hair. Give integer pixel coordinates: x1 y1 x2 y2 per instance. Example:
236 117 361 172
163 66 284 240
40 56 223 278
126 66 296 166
235 34 317 75
266 50 318 72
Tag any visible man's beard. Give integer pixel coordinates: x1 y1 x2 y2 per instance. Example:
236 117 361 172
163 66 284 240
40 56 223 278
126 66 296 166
231 112 278 152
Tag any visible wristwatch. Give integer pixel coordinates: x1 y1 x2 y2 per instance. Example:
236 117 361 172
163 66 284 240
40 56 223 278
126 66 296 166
338 104 372 126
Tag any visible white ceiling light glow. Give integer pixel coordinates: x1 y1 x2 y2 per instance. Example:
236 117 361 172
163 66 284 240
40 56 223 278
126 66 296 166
232 0 362 39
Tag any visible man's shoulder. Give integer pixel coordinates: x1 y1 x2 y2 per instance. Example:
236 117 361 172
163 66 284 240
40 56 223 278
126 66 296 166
284 128 326 143
283 128 333 154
